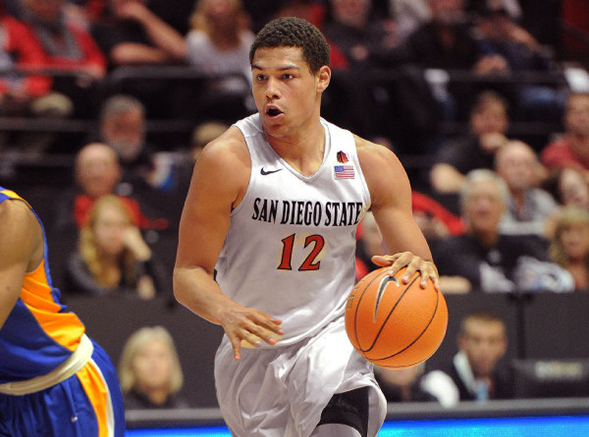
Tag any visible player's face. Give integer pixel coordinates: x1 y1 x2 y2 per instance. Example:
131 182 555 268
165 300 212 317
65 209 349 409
251 46 330 140
460 320 506 378
133 339 173 392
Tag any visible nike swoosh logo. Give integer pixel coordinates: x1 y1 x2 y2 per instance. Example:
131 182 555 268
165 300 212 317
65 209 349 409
260 168 283 175
374 275 399 321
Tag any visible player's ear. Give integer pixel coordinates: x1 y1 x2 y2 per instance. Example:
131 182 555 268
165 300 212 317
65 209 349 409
316 66 331 93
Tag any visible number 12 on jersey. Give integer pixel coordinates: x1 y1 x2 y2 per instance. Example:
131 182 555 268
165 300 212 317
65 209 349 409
278 233 325 271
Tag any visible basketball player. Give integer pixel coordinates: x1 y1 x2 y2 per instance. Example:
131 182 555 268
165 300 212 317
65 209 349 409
174 17 439 437
0 187 125 436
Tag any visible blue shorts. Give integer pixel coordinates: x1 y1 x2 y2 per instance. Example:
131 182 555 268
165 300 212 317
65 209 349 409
0 339 125 437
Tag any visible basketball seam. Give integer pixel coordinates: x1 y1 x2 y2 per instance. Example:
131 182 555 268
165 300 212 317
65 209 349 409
360 274 420 354
371 287 441 365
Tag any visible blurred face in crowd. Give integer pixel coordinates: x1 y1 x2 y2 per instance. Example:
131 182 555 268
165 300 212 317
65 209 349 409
23 0 64 22
92 202 132 258
462 179 505 238
471 101 509 136
565 94 589 137
560 168 589 208
200 0 241 30
429 0 465 25
76 143 121 199
559 222 589 262
101 108 145 162
377 365 423 389
330 0 371 28
459 318 507 378
132 338 174 394
495 141 538 192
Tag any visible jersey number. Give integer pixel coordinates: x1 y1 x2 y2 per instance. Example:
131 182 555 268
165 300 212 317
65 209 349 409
278 234 324 271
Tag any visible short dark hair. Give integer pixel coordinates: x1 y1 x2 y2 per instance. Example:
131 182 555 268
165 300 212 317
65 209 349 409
249 17 330 74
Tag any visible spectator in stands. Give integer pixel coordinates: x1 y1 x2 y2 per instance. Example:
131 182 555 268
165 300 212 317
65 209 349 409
389 0 430 43
549 206 589 291
51 142 165 234
436 311 513 401
97 94 177 226
375 362 445 403
472 0 565 123
63 194 168 298
431 169 574 293
394 0 511 120
320 0 440 147
356 205 470 293
0 9 73 156
430 90 510 194
542 167 589 210
494 140 558 237
118 326 190 409
186 0 253 80
20 0 106 118
273 0 328 29
541 92 589 181
411 191 465 240
90 0 186 67
184 0 255 122
322 0 399 70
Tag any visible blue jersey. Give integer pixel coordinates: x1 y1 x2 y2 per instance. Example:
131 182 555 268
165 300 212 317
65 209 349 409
0 186 125 437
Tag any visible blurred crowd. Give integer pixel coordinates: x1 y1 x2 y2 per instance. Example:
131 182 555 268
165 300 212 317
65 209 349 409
1 0 589 414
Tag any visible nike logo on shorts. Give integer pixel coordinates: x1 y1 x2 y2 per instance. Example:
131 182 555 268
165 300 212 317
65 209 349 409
261 168 282 175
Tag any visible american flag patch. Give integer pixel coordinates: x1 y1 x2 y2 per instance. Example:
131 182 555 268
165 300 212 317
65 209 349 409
334 165 355 179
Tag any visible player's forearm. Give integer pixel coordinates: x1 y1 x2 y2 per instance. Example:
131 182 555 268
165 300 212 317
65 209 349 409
173 265 232 325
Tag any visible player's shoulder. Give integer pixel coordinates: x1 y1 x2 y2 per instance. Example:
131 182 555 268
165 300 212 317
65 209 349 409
198 125 250 168
354 135 401 169
0 196 32 220
0 197 38 237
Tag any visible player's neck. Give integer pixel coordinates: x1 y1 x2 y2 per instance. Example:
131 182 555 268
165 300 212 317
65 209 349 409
264 122 326 176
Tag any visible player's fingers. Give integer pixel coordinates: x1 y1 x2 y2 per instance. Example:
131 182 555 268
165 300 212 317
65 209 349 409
250 312 284 335
388 252 418 280
228 333 243 360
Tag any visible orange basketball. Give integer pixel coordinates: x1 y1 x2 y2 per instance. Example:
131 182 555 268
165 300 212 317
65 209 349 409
345 266 448 368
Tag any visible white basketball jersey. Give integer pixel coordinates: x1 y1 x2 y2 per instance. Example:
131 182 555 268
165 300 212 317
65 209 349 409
215 114 371 346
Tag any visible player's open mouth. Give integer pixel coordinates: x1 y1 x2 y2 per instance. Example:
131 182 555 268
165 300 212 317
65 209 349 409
266 107 282 118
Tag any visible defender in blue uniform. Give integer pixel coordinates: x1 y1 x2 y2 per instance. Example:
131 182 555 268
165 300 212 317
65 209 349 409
0 187 125 437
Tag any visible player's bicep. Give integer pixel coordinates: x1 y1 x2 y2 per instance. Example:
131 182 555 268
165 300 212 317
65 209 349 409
175 140 247 274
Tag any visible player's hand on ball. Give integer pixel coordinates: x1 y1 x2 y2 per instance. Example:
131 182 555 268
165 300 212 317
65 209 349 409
371 251 439 290
219 303 283 360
